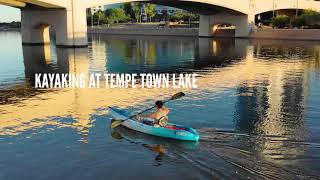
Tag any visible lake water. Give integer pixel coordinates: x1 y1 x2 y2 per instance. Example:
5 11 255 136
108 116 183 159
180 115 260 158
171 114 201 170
0 32 320 179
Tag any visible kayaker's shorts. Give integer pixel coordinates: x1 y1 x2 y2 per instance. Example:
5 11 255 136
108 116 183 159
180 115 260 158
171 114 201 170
142 119 168 127
142 120 154 126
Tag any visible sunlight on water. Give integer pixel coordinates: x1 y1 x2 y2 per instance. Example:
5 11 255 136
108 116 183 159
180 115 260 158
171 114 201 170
0 32 320 179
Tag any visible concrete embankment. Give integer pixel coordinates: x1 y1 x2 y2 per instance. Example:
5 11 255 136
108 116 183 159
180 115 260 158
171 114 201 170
4 26 319 41
250 29 320 41
89 27 320 41
88 27 198 37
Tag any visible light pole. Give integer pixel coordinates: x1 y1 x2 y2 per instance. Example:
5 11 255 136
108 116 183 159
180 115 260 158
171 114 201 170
296 0 299 17
91 9 94 28
272 0 275 18
98 12 100 27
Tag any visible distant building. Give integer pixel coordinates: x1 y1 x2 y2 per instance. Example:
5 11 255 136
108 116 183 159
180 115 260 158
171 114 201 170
104 3 122 10
155 5 182 14
105 3 182 14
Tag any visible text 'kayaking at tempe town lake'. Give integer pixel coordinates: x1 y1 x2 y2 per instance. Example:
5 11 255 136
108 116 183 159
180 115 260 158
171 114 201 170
34 73 198 88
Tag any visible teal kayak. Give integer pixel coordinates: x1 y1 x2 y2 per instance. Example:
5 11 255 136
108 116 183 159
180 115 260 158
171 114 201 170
109 107 200 141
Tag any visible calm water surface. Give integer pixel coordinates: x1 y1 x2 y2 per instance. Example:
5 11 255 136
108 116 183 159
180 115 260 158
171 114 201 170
0 32 320 179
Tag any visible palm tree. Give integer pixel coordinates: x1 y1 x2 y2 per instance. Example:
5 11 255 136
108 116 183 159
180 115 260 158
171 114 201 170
145 3 156 22
131 2 144 23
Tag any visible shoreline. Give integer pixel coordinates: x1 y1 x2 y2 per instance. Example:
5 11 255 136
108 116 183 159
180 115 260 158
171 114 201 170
87 27 199 37
0 28 20 32
1 27 319 41
250 29 320 41
88 27 320 41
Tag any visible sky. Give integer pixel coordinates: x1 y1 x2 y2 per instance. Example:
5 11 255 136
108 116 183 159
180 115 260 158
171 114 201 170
0 5 21 22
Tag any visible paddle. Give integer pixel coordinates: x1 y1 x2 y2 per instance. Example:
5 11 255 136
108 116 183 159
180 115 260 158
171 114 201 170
110 92 185 129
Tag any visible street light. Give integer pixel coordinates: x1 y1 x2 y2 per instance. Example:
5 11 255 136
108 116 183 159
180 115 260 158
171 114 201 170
296 0 299 17
91 9 94 28
272 0 275 18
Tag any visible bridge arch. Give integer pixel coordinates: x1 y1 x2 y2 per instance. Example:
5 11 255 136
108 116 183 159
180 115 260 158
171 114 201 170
199 13 255 38
210 23 236 37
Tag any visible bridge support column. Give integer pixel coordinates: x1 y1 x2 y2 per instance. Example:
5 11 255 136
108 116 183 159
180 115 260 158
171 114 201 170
21 3 88 47
199 13 255 38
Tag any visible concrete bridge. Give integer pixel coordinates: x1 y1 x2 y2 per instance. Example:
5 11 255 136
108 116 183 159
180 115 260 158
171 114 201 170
1 0 320 47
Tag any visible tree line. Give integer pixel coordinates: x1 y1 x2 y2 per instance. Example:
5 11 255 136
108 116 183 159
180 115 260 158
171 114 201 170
271 9 320 29
0 21 21 28
87 2 199 26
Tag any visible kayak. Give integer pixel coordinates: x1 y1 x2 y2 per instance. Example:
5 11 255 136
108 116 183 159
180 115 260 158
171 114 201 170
109 107 200 141
111 126 199 149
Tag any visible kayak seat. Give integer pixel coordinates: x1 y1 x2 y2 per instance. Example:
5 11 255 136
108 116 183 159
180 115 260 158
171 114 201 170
142 121 186 131
141 120 196 135
142 120 154 126
165 125 186 131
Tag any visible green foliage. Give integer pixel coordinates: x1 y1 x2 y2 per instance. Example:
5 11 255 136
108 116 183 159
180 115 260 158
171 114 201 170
86 3 200 25
109 8 130 24
172 11 185 21
87 10 105 26
0 21 21 28
121 2 135 19
87 8 130 26
95 10 105 25
271 15 290 28
131 2 144 22
103 10 114 24
301 9 320 26
291 16 306 28
171 11 199 22
302 9 320 18
144 3 157 22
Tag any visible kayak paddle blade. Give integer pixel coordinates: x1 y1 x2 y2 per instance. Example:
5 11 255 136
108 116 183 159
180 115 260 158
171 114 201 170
111 120 125 129
171 92 185 100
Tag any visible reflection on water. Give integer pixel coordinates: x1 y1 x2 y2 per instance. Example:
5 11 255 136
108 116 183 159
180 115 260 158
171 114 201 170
0 32 320 179
111 126 199 167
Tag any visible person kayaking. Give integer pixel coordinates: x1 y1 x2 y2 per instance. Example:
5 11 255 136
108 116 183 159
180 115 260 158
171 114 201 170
136 101 170 127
